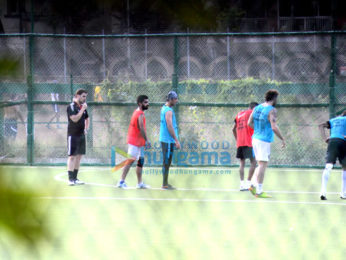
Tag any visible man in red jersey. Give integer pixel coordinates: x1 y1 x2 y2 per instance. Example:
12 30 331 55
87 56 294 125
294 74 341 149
232 102 258 191
117 95 151 189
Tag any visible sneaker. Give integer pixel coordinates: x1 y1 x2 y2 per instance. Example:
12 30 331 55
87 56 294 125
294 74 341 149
117 181 128 189
240 185 249 191
249 185 256 195
136 183 150 189
68 180 75 186
74 179 85 185
320 195 327 200
255 192 272 198
162 184 176 190
340 193 346 200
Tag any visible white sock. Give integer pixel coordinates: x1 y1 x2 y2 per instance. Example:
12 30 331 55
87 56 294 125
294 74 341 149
342 170 346 196
246 180 251 187
257 184 263 194
240 180 245 187
321 163 333 195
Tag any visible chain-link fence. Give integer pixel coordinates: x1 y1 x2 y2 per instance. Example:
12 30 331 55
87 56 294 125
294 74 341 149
0 32 345 167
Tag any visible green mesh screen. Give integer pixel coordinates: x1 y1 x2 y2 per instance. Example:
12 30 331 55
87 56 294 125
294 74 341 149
0 33 345 166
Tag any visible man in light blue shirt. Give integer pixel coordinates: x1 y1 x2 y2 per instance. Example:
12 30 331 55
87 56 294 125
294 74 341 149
159 91 181 190
248 89 286 198
319 110 346 200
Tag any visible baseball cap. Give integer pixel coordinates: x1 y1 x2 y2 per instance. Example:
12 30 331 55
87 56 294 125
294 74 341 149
167 91 178 100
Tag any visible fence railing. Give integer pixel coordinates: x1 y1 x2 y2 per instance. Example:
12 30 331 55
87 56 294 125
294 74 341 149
0 31 345 167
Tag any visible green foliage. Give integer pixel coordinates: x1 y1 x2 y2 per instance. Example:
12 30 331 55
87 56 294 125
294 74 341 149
0 167 51 247
0 56 51 252
99 77 295 104
0 57 20 78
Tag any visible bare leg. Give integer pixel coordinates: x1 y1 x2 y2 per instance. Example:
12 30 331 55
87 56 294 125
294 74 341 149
67 156 76 180
252 165 259 185
255 161 268 194
67 156 76 172
248 157 256 181
136 166 142 184
74 154 83 170
257 161 268 184
239 159 245 181
120 159 135 181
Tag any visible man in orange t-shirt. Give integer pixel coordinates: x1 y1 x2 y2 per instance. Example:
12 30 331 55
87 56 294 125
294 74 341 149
117 95 151 189
232 102 258 191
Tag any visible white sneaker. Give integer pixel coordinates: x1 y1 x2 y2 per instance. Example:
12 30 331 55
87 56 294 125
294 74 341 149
74 179 85 185
240 184 248 191
340 193 346 199
117 181 127 189
136 183 150 189
68 180 75 186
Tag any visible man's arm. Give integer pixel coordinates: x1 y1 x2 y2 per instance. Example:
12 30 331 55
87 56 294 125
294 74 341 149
138 114 148 142
69 103 87 123
232 122 237 141
84 117 90 134
247 110 254 129
269 108 286 148
318 122 330 143
165 110 181 149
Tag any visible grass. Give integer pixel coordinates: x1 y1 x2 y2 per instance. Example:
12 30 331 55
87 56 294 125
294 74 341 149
0 166 345 260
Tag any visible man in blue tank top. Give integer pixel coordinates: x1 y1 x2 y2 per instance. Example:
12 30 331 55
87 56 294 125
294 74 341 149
248 89 286 198
319 110 346 200
159 91 181 190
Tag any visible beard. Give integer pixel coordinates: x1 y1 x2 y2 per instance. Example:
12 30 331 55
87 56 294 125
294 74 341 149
142 105 149 110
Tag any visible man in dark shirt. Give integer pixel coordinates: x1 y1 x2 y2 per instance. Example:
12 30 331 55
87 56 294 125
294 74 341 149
66 89 89 185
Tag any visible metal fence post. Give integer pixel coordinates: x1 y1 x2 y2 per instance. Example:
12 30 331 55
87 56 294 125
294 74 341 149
27 1 35 165
0 104 3 155
329 33 336 118
172 36 179 92
70 74 73 99
172 36 180 163
172 36 180 123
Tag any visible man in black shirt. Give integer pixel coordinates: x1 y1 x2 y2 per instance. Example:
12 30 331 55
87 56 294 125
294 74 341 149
67 89 89 185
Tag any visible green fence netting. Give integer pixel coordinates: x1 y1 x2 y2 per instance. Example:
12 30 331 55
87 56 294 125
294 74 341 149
0 32 345 167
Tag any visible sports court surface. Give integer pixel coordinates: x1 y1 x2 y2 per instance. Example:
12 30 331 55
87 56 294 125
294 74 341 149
0 166 345 260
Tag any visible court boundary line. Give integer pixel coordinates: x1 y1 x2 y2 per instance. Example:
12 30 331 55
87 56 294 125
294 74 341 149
54 171 341 195
1 165 326 172
38 195 346 207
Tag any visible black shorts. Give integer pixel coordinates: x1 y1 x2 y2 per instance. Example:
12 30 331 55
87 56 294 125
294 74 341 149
326 138 346 166
236 146 255 160
68 135 86 156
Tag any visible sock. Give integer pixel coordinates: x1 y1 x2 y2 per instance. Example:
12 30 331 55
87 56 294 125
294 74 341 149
342 170 346 196
321 164 333 195
257 184 263 194
68 171 74 181
240 180 245 187
73 169 79 180
246 180 251 187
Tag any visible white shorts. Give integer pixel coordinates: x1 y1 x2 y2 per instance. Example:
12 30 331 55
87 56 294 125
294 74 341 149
252 138 271 162
127 144 144 160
